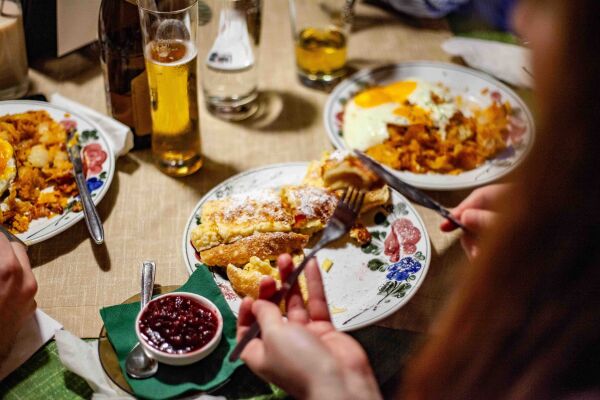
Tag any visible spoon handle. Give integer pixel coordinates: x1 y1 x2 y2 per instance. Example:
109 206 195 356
141 261 156 309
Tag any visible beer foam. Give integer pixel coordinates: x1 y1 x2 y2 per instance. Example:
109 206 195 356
145 40 197 66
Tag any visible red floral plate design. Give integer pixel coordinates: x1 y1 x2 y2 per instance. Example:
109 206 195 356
182 163 432 332
0 100 115 245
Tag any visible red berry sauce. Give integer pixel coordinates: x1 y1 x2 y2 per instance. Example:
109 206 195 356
138 295 219 354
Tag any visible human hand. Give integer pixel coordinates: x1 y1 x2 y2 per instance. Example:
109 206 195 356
237 254 381 400
440 184 511 260
0 233 38 363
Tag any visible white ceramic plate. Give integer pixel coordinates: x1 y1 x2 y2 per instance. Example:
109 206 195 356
324 61 535 190
0 100 115 245
182 163 431 331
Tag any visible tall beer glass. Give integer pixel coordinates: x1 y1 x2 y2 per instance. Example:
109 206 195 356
138 0 202 177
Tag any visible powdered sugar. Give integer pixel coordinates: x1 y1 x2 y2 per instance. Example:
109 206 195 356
326 150 351 163
220 189 287 222
286 186 336 219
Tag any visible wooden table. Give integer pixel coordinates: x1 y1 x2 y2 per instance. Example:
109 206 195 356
29 0 466 339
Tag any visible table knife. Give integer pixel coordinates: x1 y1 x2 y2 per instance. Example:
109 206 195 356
68 143 105 244
354 151 466 230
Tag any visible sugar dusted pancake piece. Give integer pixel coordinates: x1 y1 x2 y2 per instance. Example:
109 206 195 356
191 189 293 251
226 256 308 301
282 185 337 235
303 151 390 212
200 231 308 267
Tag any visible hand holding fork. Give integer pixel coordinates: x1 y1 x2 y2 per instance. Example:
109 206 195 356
229 187 365 361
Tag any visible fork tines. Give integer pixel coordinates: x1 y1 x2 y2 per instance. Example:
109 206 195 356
337 186 365 218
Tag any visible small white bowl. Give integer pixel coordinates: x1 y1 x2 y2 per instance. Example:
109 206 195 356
135 292 223 366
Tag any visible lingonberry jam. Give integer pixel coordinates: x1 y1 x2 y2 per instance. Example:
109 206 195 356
138 295 219 354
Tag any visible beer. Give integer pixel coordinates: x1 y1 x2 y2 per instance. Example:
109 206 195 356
295 28 347 80
145 39 202 176
99 0 152 149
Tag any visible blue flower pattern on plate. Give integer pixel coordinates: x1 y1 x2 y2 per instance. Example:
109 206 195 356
386 257 422 282
86 177 103 192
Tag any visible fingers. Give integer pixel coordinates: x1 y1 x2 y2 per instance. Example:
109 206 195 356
9 240 37 299
305 259 331 322
440 218 460 232
460 209 498 235
240 277 277 341
253 300 284 331
458 209 497 261
0 235 21 282
10 241 30 271
440 184 509 233
258 276 277 300
237 297 255 341
277 254 308 324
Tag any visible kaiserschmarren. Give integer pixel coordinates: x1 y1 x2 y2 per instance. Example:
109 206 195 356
191 152 390 299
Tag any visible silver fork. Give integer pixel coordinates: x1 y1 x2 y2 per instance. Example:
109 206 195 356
229 187 365 361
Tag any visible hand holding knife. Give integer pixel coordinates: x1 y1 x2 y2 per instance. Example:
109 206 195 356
354 151 466 230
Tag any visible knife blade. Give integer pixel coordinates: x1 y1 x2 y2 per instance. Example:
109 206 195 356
354 151 466 230
68 142 105 244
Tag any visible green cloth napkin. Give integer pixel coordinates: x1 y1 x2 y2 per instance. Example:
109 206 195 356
99 266 243 400
0 340 93 400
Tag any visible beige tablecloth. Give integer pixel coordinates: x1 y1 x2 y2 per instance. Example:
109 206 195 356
29 0 467 338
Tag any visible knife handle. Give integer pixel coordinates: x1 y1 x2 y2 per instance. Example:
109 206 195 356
75 173 105 245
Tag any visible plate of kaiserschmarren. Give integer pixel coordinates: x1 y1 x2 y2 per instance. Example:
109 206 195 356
183 151 431 331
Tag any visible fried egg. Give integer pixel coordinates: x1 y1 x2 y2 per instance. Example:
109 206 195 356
343 79 459 150
0 138 16 196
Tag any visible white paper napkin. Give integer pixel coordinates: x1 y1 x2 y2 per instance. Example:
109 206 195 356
55 330 225 400
0 309 63 381
50 93 134 157
442 37 533 88
55 330 132 399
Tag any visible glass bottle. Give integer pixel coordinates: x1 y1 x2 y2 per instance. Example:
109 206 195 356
98 0 152 149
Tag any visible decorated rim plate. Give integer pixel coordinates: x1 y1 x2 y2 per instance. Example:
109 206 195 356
182 163 432 331
0 100 115 245
324 62 535 190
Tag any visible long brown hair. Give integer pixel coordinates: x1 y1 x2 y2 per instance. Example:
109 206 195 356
402 1 600 398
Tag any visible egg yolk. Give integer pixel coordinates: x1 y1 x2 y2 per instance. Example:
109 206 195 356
354 80 417 108
0 138 14 174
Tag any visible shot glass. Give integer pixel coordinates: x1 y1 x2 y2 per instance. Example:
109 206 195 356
289 0 353 89
138 0 203 177
198 0 262 121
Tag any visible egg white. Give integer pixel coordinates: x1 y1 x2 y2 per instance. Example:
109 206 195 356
407 80 458 140
343 101 411 151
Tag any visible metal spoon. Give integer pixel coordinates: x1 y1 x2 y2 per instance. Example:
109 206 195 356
126 260 158 379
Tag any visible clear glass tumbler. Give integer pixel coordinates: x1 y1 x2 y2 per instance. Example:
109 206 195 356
198 0 262 121
289 0 353 89
0 0 28 100
138 0 203 177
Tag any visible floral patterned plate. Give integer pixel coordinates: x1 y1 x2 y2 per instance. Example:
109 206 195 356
324 62 535 190
182 163 431 331
0 100 115 245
